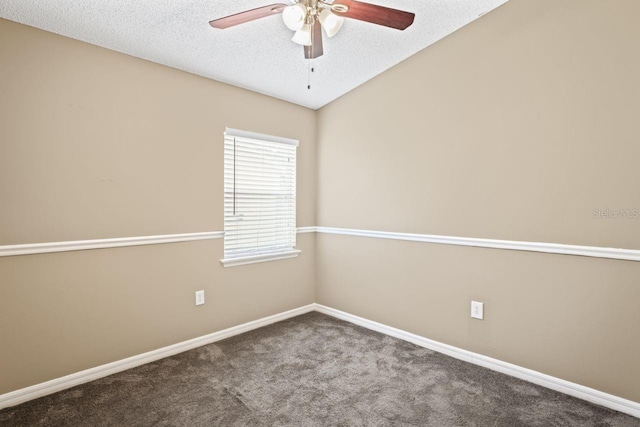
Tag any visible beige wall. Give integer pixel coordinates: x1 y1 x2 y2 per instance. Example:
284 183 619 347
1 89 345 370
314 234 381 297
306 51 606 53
0 19 315 394
0 19 316 244
318 0 640 248
317 0 640 402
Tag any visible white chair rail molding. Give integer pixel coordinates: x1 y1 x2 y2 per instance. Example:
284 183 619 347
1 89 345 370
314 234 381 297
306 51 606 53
2 226 639 262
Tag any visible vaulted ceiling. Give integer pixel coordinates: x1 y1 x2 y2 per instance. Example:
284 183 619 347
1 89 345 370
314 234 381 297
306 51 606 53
0 0 508 109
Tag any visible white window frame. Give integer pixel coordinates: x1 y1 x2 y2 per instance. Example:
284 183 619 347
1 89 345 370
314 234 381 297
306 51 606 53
221 128 300 267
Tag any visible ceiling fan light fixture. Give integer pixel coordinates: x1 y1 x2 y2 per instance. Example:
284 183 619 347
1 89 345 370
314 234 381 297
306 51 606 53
209 0 416 60
282 3 307 31
291 23 313 46
318 9 344 37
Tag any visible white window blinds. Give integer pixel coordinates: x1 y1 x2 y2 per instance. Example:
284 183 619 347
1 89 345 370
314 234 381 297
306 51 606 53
222 128 299 266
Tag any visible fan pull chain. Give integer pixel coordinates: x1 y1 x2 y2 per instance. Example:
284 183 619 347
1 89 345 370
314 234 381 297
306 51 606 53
307 60 314 90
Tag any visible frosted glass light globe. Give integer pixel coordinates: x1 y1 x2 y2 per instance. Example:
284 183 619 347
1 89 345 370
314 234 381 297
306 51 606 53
291 23 312 46
319 9 344 37
282 3 307 31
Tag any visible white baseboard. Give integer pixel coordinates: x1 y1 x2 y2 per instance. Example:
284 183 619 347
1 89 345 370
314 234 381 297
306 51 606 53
2 303 638 419
0 304 315 410
314 304 640 419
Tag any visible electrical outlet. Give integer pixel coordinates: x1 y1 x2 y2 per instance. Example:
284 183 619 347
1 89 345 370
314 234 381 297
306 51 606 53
195 290 205 306
471 301 484 320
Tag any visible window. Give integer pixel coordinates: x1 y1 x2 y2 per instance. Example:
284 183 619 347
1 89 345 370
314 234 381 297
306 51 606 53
221 128 299 267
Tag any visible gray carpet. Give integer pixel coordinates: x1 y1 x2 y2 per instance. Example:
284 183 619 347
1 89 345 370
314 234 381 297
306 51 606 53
1 312 638 426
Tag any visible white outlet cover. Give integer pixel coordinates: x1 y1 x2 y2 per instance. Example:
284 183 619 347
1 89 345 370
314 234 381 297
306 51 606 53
471 301 484 320
195 290 205 306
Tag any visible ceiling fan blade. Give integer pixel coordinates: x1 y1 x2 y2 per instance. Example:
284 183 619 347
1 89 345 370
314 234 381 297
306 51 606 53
334 0 415 30
304 20 324 59
209 3 288 29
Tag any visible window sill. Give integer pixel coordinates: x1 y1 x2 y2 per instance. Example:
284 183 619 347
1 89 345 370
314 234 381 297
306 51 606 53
220 250 301 267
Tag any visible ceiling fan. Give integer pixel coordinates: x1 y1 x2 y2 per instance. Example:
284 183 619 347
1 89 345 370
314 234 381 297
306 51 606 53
209 0 415 59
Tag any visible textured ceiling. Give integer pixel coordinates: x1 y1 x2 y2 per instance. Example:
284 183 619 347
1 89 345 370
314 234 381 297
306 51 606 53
0 0 508 109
